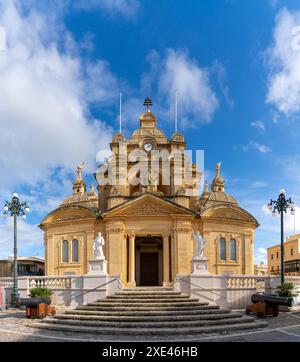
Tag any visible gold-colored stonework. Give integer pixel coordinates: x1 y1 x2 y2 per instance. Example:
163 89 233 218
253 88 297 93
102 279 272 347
40 102 259 284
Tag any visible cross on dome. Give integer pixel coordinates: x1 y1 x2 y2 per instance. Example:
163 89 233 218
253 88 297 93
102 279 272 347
143 96 152 111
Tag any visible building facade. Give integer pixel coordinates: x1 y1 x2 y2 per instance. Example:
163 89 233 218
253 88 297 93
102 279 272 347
254 261 268 275
0 256 45 277
40 102 258 285
267 234 300 275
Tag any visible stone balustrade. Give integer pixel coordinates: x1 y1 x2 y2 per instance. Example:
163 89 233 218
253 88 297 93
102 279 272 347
27 276 71 289
0 274 121 307
175 274 300 309
2 274 300 309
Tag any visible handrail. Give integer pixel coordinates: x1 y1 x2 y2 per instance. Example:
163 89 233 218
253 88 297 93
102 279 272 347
55 278 120 307
177 277 227 300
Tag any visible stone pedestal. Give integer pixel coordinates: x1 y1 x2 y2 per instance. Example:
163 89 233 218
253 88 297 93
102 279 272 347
191 257 210 275
88 258 108 275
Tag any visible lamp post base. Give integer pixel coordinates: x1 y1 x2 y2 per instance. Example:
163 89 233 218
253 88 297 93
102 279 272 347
11 292 20 307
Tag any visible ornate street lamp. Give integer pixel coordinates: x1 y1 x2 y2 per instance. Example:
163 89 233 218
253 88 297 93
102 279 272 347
267 189 295 285
3 193 30 306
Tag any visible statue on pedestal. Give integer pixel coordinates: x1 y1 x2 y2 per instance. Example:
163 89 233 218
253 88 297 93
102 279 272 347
93 232 105 259
192 231 207 258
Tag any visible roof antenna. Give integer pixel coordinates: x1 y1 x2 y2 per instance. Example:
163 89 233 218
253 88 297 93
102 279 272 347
119 92 122 133
175 89 178 133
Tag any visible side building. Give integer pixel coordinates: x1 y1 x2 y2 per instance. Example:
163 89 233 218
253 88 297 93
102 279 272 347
0 256 45 277
267 234 300 275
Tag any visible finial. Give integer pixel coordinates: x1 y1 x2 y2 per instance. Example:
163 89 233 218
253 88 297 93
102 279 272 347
212 162 225 192
204 181 209 193
216 162 221 176
77 162 84 180
90 184 95 193
143 96 152 111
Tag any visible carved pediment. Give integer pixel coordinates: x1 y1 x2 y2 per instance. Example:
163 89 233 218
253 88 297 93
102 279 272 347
41 206 96 225
104 193 194 217
201 205 258 226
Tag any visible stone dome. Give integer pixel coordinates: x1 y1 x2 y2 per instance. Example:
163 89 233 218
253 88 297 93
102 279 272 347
171 132 185 142
206 191 237 204
112 132 125 143
61 192 98 209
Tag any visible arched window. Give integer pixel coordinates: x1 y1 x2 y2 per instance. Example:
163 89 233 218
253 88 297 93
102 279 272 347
220 238 226 261
62 240 69 263
230 239 237 261
72 239 79 262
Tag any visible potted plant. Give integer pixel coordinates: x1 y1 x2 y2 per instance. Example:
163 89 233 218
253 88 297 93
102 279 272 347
276 282 297 311
21 287 53 308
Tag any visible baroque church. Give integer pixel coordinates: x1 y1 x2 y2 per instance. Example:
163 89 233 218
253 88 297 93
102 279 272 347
40 99 259 286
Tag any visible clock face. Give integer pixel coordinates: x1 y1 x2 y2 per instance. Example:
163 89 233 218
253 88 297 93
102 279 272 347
144 143 153 152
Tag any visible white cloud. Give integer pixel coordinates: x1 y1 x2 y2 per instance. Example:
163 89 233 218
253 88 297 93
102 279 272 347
250 120 265 131
271 110 280 124
254 247 267 264
0 217 43 259
266 8 300 115
284 206 300 234
261 203 300 235
211 61 234 108
152 49 218 125
0 0 114 189
160 49 219 123
251 181 268 188
243 141 272 153
269 0 278 9
74 0 140 20
0 0 120 258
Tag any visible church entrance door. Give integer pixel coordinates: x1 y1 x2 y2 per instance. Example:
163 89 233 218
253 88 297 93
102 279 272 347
140 252 159 286
135 236 163 286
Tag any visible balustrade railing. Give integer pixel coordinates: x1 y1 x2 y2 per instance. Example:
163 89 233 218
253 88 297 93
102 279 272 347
226 276 263 289
0 278 14 288
27 276 71 289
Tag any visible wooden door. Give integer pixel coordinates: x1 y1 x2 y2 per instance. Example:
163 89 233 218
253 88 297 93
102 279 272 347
140 253 159 286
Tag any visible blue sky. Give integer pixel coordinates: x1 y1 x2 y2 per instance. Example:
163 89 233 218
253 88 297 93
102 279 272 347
0 0 300 264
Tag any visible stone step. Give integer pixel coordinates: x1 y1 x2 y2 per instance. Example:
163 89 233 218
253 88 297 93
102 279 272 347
52 311 243 323
122 287 174 291
115 291 181 295
66 308 230 317
86 301 205 307
34 320 268 336
105 295 191 301
41 316 254 329
78 305 220 312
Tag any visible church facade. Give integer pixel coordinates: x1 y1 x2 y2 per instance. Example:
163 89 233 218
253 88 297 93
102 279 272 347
40 100 259 286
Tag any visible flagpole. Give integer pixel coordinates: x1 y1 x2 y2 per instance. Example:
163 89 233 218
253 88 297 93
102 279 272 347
175 89 178 133
119 92 122 133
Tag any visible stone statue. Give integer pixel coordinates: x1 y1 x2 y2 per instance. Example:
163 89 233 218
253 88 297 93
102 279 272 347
93 232 105 259
192 231 207 258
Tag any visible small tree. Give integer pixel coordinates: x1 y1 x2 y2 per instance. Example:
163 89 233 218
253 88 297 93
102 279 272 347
29 287 53 298
276 282 297 298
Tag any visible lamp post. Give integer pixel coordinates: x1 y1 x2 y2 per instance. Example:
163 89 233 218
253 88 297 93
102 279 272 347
267 189 295 285
3 193 30 307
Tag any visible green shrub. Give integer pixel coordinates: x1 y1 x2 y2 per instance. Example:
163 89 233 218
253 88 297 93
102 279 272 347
276 282 297 298
29 287 53 298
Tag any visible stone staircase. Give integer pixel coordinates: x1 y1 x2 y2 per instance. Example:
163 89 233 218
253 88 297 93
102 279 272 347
34 287 267 337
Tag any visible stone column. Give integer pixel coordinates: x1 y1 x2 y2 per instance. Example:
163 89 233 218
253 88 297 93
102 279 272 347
163 234 170 286
128 233 136 287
